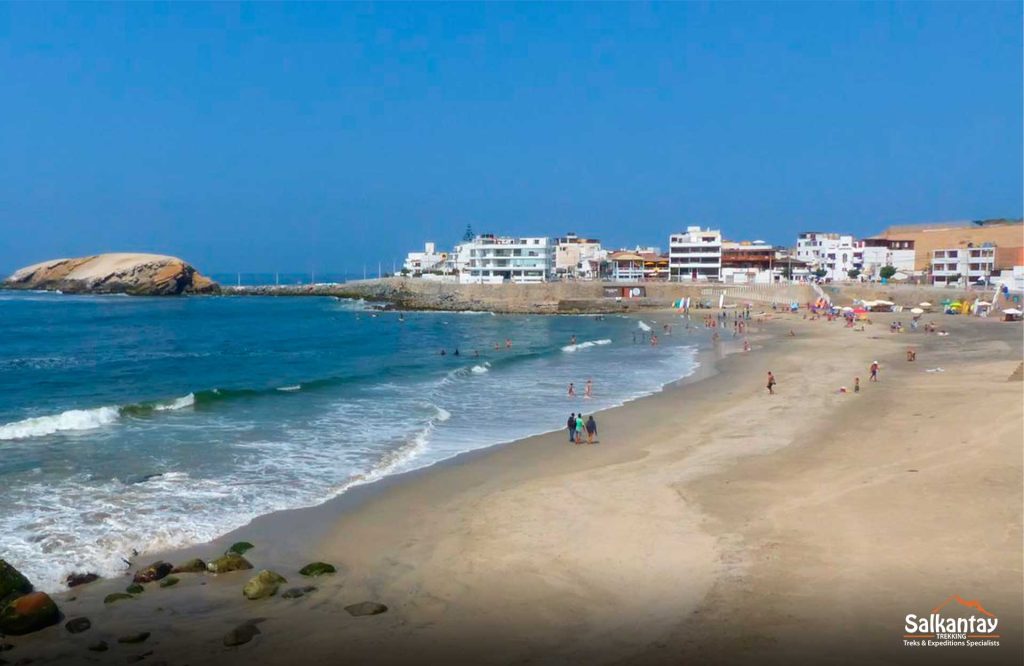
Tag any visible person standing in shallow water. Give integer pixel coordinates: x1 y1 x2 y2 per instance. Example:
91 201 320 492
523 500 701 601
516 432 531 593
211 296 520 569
585 415 597 444
568 382 576 398
567 413 576 443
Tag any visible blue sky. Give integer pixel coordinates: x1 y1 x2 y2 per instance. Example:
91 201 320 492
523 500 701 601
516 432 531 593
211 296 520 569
1 2 1020 274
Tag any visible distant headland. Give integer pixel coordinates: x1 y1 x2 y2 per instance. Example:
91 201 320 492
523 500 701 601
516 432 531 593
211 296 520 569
2 253 219 296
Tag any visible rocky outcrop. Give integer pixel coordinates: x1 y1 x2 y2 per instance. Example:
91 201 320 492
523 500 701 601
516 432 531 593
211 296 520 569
0 591 60 635
242 570 286 600
299 562 336 577
0 560 33 604
207 553 253 574
3 253 219 296
132 561 173 584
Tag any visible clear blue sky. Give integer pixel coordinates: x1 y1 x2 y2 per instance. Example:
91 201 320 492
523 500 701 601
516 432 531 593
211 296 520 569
1 2 1020 274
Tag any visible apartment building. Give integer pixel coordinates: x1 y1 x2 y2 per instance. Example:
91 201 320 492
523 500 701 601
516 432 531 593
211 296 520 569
554 233 605 280
402 242 447 275
858 238 916 279
794 232 861 280
669 226 721 281
931 245 996 285
721 240 775 284
459 235 554 284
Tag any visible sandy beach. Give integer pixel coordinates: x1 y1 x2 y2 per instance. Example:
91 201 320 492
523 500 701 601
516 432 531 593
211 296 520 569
7 309 1022 666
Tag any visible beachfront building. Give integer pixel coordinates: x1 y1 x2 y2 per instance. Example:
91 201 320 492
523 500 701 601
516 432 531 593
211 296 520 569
858 238 916 280
876 218 1023 272
669 226 721 282
402 242 447 276
554 233 606 281
794 232 861 281
607 250 669 282
930 245 996 286
459 234 554 284
721 240 775 284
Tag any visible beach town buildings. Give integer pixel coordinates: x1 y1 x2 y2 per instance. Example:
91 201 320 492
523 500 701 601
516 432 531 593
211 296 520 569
457 234 555 284
402 242 447 276
720 240 776 284
930 246 997 286
607 250 669 282
669 226 722 281
554 233 606 281
794 232 862 281
857 238 916 280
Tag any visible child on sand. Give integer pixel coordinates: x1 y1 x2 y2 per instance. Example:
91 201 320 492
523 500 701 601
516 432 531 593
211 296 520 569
870 361 879 382
767 371 776 395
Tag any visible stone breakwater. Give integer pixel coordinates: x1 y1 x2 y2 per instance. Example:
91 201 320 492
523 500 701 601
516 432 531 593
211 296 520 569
226 278 706 314
3 253 219 296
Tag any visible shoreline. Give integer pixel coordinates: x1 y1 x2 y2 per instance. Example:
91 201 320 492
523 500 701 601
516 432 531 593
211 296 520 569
6 311 1021 665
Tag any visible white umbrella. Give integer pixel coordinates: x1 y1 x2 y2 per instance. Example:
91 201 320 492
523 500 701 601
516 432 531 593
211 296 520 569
875 299 895 305
1003 308 1022 315
841 306 854 312
919 302 932 308
910 307 924 314
975 300 991 306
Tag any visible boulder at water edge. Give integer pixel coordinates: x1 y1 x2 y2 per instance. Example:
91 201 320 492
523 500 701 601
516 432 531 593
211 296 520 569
299 562 336 577
207 553 253 574
0 591 60 635
227 542 255 556
65 572 99 588
0 560 32 604
243 570 287 600
133 561 173 584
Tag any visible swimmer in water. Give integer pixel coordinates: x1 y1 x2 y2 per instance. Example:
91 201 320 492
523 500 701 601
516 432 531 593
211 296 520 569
505 338 512 348
584 379 593 399
568 382 576 398
439 349 446 356
454 349 460 356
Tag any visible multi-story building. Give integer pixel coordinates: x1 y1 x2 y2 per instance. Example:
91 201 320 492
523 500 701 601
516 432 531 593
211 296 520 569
669 226 721 281
459 235 554 284
554 233 605 280
794 232 861 280
402 242 447 276
858 238 916 279
721 240 775 284
607 250 669 282
931 245 996 286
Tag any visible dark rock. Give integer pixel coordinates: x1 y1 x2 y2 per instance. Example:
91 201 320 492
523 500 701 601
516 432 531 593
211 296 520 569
104 593 134 604
87 640 109 652
280 586 317 600
158 576 179 588
206 553 253 574
298 562 336 577
171 558 206 574
0 642 12 652
117 632 150 644
126 651 153 664
242 570 286 600
0 591 60 635
344 601 388 617
0 561 33 606
126 584 144 594
65 617 91 634
132 561 173 584
65 573 99 588
226 542 254 556
223 621 261 647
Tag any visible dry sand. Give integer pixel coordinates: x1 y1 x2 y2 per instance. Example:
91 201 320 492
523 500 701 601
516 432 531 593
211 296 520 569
9 311 1022 666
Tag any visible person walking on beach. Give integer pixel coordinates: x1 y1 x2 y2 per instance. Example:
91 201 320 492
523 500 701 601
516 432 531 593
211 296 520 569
585 415 597 444
854 376 860 393
568 382 576 398
870 361 879 382
575 414 586 444
567 413 576 442
766 371 777 395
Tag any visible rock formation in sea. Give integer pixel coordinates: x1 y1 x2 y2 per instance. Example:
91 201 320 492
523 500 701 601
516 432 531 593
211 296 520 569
2 253 219 296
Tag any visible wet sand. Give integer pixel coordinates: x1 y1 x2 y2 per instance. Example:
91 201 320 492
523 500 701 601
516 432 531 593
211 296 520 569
9 311 1022 666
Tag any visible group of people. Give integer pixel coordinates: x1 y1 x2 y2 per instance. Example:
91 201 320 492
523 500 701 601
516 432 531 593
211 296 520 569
567 412 598 445
567 379 594 399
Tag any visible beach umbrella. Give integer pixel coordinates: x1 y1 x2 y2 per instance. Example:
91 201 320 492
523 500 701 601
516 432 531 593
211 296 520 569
976 300 991 306
875 300 895 305
910 307 924 314
841 306 853 312
852 307 867 315
1003 308 1022 315
919 302 932 308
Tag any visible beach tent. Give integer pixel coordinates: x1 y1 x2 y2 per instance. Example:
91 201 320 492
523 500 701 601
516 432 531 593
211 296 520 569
1002 308 1022 322
919 302 932 309
840 306 854 312
910 307 924 315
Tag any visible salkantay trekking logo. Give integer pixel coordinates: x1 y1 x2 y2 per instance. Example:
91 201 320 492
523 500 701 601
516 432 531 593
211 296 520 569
903 595 1000 648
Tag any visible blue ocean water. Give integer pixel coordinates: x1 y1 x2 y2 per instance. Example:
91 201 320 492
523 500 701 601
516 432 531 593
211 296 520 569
0 291 699 591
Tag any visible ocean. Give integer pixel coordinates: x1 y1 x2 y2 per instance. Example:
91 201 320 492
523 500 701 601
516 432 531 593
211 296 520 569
0 291 699 591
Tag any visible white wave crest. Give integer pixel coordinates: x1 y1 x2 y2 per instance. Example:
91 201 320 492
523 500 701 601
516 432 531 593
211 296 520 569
277 385 302 392
638 321 652 332
0 406 120 441
562 339 613 352
153 393 195 411
471 363 490 374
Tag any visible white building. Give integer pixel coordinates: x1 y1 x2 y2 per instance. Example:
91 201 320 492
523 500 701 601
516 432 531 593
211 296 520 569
794 232 861 280
459 235 554 284
931 246 996 286
858 238 916 280
669 226 721 281
554 233 605 280
402 242 446 276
